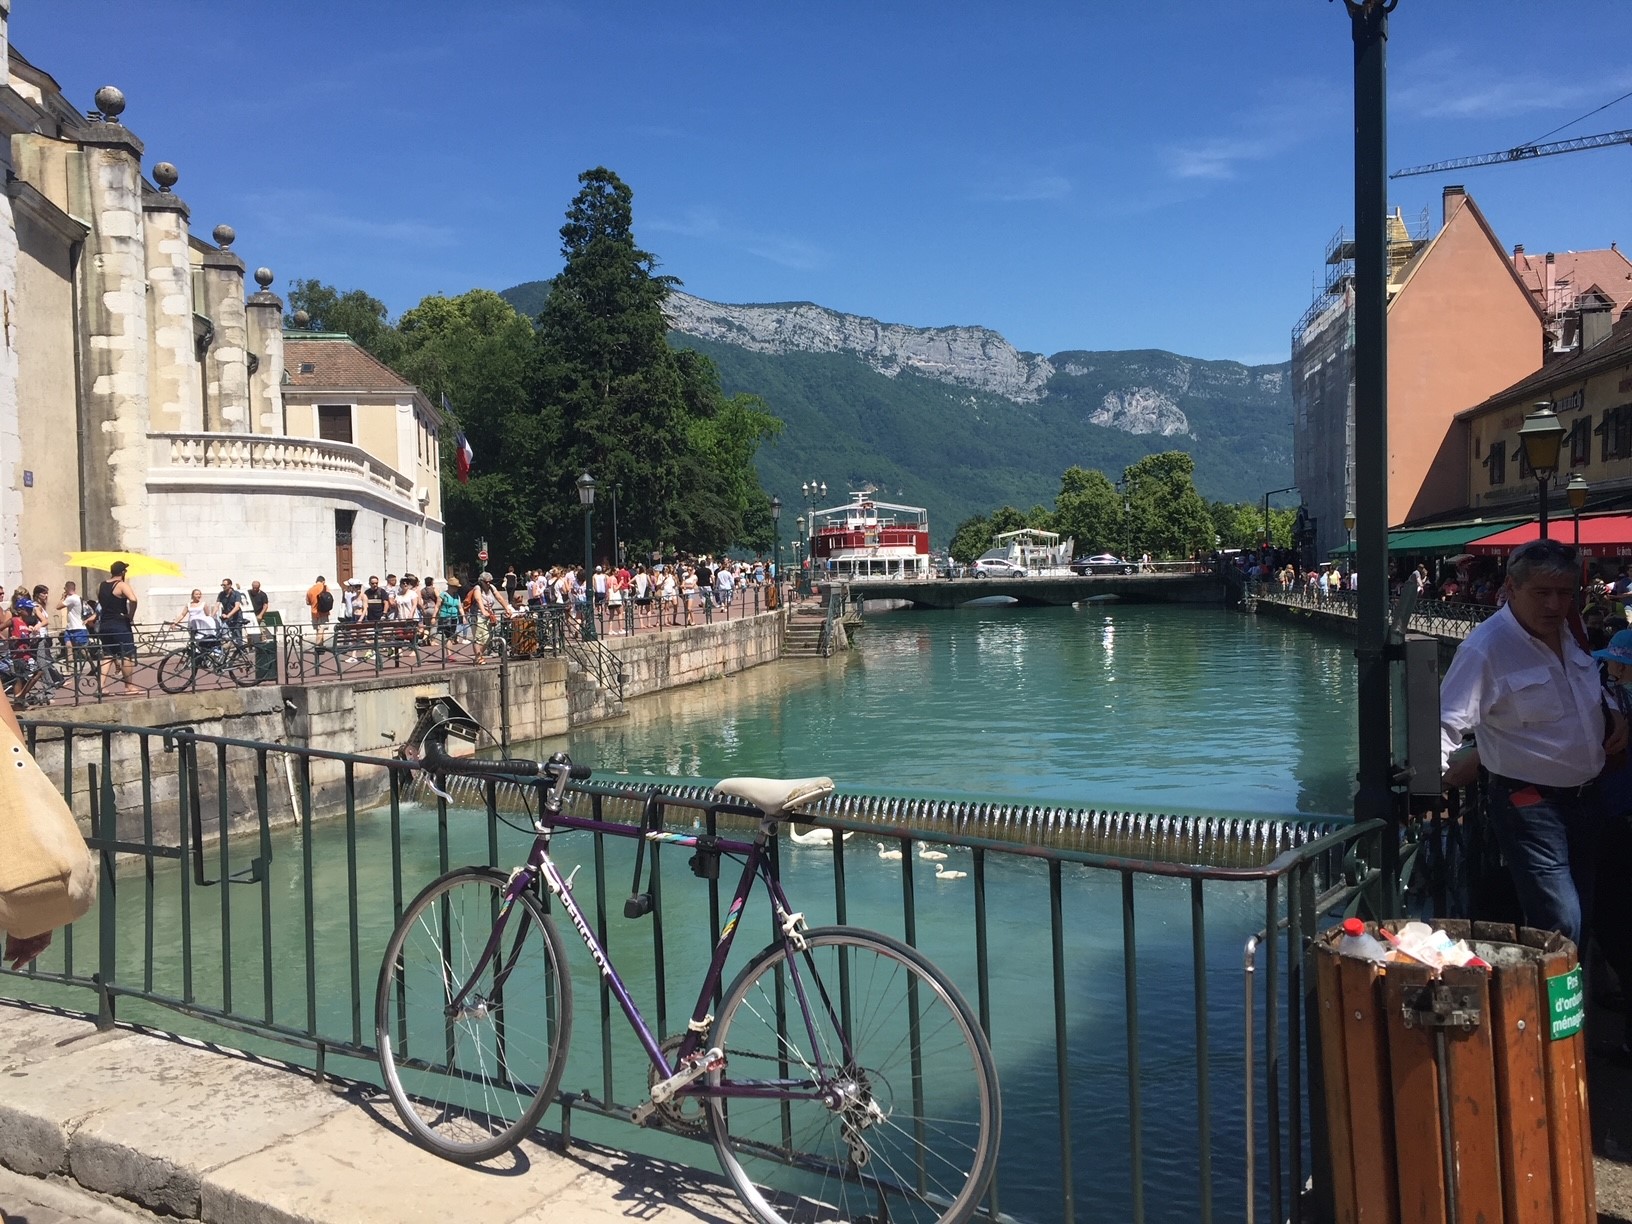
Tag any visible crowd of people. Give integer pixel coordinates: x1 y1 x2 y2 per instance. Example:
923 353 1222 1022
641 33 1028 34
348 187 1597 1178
288 555 785 660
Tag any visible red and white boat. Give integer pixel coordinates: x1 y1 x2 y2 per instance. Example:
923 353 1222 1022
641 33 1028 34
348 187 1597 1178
810 491 930 581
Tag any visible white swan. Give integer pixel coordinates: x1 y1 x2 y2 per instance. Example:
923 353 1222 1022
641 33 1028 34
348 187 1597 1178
877 842 903 861
787 826 853 847
916 844 948 861
934 863 967 881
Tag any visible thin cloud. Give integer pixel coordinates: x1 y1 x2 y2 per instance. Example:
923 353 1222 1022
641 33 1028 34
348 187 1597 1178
239 190 457 247
1159 78 1342 182
1395 49 1632 123
972 174 1072 203
648 207 827 271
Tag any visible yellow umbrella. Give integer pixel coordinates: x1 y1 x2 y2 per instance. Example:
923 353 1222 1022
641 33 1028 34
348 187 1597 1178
65 550 184 579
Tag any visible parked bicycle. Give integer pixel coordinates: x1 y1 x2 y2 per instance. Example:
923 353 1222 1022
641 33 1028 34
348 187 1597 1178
377 696 1001 1224
156 630 257 693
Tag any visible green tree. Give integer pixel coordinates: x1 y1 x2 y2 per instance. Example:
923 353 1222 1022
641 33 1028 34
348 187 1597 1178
672 350 783 555
285 279 404 366
391 290 543 567
949 514 993 563
534 167 692 561
1122 451 1213 559
1054 467 1124 555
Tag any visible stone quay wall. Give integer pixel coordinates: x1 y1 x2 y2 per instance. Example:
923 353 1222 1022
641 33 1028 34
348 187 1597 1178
23 609 786 848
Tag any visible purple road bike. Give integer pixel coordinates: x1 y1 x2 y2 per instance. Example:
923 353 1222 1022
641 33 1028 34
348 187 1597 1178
375 698 1001 1224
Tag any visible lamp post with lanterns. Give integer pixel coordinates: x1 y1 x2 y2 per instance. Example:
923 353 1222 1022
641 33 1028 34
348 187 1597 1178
1344 511 1356 581
1567 471 1589 550
795 515 806 596
770 495 782 595
576 472 596 640
1517 402 1567 540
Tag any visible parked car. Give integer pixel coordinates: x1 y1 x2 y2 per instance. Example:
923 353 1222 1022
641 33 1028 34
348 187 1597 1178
971 557 1027 578
1071 554 1134 575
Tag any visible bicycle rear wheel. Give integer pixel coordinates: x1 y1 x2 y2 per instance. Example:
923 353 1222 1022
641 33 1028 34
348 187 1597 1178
156 648 196 694
375 867 573 1164
708 926 1001 1224
223 643 258 686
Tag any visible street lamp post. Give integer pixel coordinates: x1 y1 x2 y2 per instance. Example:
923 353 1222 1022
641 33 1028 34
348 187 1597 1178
1567 471 1589 550
795 515 806 596
611 482 621 570
576 472 596 640
1343 511 1356 579
1517 402 1567 540
771 495 782 595
1263 484 1299 555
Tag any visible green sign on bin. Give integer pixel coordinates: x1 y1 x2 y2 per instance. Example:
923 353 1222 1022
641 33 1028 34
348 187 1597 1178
1548 966 1584 1041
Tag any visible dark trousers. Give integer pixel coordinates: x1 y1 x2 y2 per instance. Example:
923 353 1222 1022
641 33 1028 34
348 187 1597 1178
1488 775 1604 949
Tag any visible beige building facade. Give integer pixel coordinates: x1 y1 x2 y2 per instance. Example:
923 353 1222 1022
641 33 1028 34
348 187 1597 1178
1458 314 1632 520
0 9 442 616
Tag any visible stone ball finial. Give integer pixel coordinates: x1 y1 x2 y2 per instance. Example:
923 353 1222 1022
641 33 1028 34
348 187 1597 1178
212 223 236 249
152 162 179 192
254 267 274 290
293 309 311 328
94 86 126 119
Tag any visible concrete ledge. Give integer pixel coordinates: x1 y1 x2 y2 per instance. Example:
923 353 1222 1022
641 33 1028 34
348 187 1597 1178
0 1002 752 1222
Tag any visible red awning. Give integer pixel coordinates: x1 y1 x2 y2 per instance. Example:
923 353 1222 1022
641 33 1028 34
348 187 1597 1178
1466 514 1632 559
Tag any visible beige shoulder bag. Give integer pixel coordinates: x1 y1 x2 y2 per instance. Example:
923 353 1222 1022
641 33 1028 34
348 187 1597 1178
0 723 97 939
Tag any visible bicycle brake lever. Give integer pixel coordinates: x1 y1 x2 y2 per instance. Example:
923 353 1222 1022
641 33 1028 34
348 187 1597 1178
423 776 455 803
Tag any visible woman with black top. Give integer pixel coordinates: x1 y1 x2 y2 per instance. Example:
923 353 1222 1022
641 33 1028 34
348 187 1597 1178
96 560 139 695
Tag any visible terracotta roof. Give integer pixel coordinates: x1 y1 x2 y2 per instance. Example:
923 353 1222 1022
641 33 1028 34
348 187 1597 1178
1511 247 1632 315
283 336 415 393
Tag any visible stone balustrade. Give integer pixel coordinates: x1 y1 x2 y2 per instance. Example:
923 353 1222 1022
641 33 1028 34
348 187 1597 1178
149 431 416 501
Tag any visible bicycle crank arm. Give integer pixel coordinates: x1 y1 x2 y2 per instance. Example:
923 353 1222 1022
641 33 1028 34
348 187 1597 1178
633 1046 723 1125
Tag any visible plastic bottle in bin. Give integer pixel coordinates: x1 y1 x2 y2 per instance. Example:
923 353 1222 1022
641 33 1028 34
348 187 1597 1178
1335 918 1389 963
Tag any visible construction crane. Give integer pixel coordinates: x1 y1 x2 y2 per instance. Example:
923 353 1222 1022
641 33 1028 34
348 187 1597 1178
1391 127 1632 179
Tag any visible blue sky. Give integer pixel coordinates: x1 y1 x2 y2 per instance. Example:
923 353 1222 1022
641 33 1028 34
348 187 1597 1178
21 2 1632 366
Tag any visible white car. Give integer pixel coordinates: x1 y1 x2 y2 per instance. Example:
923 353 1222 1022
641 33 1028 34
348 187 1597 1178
971 558 1027 578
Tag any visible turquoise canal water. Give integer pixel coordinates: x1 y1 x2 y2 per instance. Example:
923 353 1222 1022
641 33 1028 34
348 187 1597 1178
9 603 1359 1223
542 602 1359 818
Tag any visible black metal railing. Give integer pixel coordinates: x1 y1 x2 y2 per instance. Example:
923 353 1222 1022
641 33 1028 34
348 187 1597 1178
1 719 1384 1224
5 593 788 710
1252 587 1495 640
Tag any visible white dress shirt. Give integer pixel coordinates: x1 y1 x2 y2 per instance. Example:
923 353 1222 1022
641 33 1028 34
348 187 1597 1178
1439 603 1605 787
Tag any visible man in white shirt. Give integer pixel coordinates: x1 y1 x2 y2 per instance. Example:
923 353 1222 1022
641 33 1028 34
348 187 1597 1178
1441 537 1626 946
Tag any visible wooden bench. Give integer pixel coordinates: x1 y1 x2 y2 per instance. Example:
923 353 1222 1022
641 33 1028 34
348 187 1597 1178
315 619 422 671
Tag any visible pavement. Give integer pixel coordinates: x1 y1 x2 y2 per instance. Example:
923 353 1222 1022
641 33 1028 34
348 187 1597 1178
0 1002 755 1224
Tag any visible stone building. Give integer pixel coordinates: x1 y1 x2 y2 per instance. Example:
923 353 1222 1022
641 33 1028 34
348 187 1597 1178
0 10 442 617
1291 186 1546 558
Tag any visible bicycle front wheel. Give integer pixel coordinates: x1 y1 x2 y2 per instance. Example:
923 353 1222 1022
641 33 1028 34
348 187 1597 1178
708 926 1001 1224
155 648 196 694
375 868 574 1164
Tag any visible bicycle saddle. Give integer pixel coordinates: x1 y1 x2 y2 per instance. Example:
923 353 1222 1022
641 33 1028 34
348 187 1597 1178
714 776 834 819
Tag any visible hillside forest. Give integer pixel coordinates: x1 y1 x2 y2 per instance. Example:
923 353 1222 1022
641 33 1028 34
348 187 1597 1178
288 166 1289 569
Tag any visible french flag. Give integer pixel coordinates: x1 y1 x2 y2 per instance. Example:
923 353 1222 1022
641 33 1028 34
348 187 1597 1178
455 430 473 485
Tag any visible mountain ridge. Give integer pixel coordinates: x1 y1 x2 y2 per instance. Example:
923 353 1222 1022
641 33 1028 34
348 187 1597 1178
498 281 1290 538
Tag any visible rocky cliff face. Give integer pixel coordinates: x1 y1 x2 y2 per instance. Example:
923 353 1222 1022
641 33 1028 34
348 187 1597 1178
1090 387 1191 438
665 290 1055 403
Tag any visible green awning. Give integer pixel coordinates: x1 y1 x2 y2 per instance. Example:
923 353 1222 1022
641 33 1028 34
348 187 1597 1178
1327 516 1528 558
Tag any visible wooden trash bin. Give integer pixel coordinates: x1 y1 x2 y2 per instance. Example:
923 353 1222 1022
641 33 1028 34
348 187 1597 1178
1314 920 1593 1223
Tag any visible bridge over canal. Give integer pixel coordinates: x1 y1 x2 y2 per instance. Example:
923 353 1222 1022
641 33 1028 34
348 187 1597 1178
841 568 1226 608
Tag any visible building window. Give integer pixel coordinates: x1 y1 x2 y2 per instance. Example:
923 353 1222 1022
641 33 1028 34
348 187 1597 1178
1487 440 1506 487
1516 441 1531 482
1616 404 1632 461
1569 417 1592 468
1600 408 1616 462
318 404 352 444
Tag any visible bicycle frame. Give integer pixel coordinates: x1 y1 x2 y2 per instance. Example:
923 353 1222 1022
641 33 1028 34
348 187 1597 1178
452 796 841 1106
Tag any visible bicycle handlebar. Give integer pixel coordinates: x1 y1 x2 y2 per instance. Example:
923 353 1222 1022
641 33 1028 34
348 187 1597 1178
418 736 590 783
